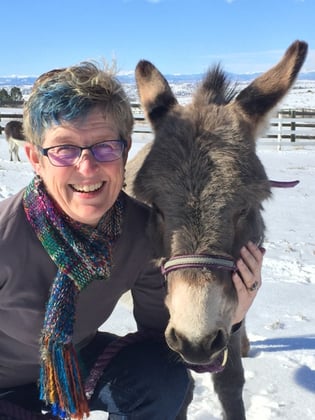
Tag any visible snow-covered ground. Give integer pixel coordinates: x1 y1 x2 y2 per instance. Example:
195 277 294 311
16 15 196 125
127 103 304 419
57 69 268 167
0 93 314 418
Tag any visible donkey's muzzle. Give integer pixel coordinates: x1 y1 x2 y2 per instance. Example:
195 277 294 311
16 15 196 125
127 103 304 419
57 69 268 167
166 327 228 365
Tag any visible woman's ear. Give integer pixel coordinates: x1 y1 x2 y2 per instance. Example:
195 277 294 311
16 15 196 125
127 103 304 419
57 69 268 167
123 136 132 165
24 143 41 174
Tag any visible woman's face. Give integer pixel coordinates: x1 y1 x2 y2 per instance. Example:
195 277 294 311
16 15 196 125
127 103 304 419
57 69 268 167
25 108 128 226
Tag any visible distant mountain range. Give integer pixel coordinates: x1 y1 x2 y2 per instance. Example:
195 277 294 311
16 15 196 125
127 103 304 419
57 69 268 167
1 71 315 88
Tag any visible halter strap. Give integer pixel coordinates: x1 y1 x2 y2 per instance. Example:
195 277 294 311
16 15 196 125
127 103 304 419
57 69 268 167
269 179 299 188
161 254 237 276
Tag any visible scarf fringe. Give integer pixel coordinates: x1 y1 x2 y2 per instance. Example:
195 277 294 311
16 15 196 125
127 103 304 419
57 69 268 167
40 338 89 419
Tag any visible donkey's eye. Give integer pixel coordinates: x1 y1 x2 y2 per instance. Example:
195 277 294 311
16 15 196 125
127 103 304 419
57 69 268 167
239 208 248 217
234 208 249 225
152 203 165 221
148 203 166 257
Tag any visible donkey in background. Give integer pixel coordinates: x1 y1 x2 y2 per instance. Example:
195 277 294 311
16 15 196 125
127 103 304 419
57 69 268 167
4 120 25 161
125 41 308 419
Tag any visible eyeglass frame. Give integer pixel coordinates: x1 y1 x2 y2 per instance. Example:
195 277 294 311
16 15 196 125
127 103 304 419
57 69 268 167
38 139 128 167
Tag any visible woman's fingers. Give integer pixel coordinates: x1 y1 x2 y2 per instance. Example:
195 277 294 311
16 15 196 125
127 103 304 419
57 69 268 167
237 241 264 291
231 242 265 325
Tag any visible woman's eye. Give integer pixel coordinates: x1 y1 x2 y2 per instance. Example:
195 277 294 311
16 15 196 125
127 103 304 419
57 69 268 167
100 145 112 152
55 146 76 154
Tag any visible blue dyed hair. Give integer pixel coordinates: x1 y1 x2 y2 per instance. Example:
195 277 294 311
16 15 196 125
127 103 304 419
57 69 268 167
23 62 134 146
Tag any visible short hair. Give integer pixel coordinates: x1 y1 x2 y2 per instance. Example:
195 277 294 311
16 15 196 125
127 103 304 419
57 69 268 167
23 61 134 146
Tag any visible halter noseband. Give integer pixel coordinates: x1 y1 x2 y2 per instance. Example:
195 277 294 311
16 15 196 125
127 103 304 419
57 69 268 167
161 254 237 276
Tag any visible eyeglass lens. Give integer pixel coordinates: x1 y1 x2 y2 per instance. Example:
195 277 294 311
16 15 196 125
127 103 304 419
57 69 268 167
47 140 125 166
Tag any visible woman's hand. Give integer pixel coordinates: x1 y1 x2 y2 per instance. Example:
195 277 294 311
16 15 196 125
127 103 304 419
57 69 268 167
232 241 265 325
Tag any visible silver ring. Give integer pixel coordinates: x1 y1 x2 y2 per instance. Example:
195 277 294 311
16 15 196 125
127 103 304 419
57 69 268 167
248 281 259 292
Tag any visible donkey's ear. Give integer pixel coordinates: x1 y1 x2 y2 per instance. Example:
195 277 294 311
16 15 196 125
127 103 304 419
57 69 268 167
135 60 178 124
235 40 308 119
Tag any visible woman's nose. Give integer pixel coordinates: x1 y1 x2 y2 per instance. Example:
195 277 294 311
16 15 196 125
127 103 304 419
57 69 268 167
77 149 99 169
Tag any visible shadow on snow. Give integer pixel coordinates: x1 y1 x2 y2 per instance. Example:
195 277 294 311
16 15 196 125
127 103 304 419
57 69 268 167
250 335 315 394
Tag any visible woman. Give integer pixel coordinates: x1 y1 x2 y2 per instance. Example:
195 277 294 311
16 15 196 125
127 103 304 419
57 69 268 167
0 62 264 420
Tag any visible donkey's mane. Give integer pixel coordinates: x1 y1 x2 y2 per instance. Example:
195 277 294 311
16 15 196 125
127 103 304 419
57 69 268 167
195 65 237 106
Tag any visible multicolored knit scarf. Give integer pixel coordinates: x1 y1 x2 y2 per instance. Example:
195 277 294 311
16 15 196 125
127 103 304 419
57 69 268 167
23 176 124 419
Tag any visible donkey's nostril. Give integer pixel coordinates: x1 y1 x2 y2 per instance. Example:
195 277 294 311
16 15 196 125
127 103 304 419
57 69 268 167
166 327 183 352
207 329 227 354
169 327 177 342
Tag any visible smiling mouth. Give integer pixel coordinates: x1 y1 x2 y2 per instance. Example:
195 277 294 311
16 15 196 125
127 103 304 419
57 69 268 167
71 182 104 193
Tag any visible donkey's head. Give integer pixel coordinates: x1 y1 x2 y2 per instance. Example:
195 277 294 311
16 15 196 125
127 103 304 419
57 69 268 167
133 41 307 364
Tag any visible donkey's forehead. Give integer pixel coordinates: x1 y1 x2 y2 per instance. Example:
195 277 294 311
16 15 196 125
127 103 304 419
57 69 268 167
158 100 249 144
175 100 232 120
152 102 257 171
133 92 270 208
148 130 267 199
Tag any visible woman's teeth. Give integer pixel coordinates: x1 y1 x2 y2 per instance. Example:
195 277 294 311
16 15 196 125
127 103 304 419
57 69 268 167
72 182 103 192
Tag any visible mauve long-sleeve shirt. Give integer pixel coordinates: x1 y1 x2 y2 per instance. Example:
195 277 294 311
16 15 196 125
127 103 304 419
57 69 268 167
0 190 169 388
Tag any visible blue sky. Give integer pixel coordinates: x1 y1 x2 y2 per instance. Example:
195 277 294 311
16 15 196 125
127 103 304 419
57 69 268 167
1 0 314 77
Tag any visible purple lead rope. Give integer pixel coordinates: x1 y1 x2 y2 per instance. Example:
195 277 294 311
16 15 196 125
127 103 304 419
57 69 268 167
84 330 227 400
84 331 162 399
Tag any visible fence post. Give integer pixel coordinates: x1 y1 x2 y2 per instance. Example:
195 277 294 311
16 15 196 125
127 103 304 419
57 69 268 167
290 109 296 142
277 111 282 151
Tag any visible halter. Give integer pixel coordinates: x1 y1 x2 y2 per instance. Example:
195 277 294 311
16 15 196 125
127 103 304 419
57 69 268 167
161 179 299 277
161 254 237 276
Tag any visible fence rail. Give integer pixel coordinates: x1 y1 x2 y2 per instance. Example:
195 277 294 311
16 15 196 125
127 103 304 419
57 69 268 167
262 109 315 143
1 107 315 142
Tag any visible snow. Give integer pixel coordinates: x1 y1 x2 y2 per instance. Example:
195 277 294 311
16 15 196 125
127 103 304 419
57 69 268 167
0 105 314 418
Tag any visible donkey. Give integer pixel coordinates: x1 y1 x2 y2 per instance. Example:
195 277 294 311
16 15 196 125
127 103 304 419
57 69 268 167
125 40 307 419
4 120 25 161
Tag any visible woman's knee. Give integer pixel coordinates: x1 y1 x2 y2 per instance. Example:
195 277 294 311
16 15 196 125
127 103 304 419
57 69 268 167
90 338 191 419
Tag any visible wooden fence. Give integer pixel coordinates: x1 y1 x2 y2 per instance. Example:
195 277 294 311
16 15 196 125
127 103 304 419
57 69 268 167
0 113 23 134
131 106 315 142
1 107 315 144
262 108 315 142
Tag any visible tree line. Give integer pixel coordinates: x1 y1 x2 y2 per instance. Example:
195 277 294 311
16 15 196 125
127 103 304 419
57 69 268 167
0 87 23 106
